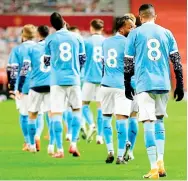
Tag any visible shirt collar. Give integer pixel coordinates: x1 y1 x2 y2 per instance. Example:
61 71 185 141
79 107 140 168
116 32 125 37
57 27 68 32
23 40 35 44
142 20 155 25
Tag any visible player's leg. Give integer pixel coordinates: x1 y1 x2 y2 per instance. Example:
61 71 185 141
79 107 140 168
96 101 103 144
44 92 55 155
96 85 103 144
115 89 132 164
19 95 30 151
35 113 44 151
66 108 73 141
128 96 139 160
82 82 96 140
19 114 30 151
27 89 43 153
100 86 115 163
68 85 82 157
63 99 73 141
63 109 72 142
50 85 65 158
137 92 159 179
44 112 50 140
155 94 169 177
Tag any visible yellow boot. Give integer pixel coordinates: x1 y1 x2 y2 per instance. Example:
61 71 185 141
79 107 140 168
157 160 167 177
143 168 159 179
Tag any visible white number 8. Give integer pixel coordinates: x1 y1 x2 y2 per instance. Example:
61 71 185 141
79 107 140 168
40 55 50 72
93 46 102 62
59 42 72 62
106 49 117 68
147 39 161 61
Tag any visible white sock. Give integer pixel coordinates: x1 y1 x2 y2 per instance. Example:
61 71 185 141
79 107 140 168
71 142 76 148
57 148 64 153
118 149 125 159
147 146 157 169
66 134 72 139
107 143 114 154
90 123 95 128
35 135 40 140
156 140 164 161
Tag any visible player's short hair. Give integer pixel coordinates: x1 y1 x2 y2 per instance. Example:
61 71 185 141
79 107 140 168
139 4 155 18
50 12 64 30
22 24 36 40
69 26 79 32
124 13 136 24
37 25 49 38
115 16 131 32
90 19 104 30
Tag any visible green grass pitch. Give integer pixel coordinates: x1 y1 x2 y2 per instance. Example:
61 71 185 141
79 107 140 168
0 99 186 180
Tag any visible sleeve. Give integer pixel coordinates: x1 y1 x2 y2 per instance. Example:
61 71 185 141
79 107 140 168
101 42 105 77
18 48 31 92
124 30 136 58
124 32 136 89
44 37 51 67
9 48 20 91
168 30 183 90
168 30 178 55
79 36 86 70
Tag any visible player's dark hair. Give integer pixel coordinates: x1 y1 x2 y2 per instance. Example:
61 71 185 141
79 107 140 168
115 16 131 32
69 26 79 31
90 19 104 30
139 4 155 17
37 25 49 38
50 12 64 30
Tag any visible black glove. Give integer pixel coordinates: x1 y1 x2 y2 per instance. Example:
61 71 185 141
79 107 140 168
174 87 184 101
125 84 135 101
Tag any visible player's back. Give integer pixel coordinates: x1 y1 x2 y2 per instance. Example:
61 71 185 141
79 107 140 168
46 29 81 86
84 34 105 84
101 34 126 89
29 40 50 88
130 22 176 93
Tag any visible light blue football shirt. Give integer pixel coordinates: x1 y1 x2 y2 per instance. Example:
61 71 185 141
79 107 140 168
101 33 127 89
125 22 178 94
11 41 36 94
25 40 50 88
84 34 105 84
45 28 85 86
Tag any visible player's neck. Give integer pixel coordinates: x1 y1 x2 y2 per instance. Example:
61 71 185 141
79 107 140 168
116 32 124 36
91 31 102 35
142 19 155 24
39 39 44 42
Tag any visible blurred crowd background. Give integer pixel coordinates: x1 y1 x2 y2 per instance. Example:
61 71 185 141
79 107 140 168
0 0 186 101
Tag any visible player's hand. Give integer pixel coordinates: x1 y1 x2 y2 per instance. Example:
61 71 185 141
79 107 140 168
9 90 15 99
15 91 23 100
174 87 184 101
125 85 135 101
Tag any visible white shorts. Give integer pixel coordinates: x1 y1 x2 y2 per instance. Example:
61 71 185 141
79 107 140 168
15 97 20 110
28 89 50 113
137 92 169 122
51 85 82 113
82 82 101 102
100 86 132 116
19 94 29 115
131 95 139 113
